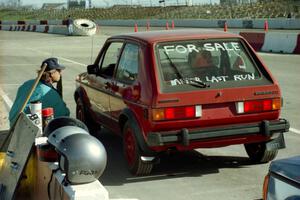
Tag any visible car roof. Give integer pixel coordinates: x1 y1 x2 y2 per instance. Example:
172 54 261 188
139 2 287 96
270 156 300 184
110 29 242 44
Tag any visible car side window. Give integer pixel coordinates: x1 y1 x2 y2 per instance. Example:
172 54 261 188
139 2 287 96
99 42 123 77
115 43 139 84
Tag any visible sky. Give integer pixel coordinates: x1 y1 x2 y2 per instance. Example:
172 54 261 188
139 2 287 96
0 0 220 8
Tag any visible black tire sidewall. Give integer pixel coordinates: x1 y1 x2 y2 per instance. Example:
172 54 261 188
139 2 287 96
244 142 277 163
76 98 85 123
75 97 99 134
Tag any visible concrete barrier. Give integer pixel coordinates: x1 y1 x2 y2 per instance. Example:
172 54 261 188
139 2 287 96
240 32 265 51
48 19 63 25
252 19 300 29
0 20 17 25
52 25 68 35
27 20 40 25
293 34 300 54
96 19 220 28
0 24 68 35
35 25 46 32
262 32 298 53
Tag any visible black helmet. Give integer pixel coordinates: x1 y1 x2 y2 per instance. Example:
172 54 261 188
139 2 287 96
44 116 88 137
56 134 107 184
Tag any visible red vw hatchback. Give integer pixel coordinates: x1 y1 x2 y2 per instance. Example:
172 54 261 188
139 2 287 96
75 29 289 175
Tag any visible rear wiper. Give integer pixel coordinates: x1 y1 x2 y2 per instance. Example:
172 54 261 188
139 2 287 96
163 51 183 79
189 79 210 88
162 52 209 88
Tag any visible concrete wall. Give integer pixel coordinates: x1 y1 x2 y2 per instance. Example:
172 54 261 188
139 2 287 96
94 19 300 29
1 19 300 29
1 20 299 54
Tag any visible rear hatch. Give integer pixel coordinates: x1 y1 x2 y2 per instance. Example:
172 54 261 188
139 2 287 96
151 38 281 130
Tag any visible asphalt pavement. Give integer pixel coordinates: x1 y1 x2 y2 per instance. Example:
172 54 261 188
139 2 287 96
0 28 299 200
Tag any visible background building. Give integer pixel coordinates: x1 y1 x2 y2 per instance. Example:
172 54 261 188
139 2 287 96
220 0 257 5
68 0 86 9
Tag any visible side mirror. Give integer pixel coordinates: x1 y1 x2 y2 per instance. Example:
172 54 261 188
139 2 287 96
87 64 98 75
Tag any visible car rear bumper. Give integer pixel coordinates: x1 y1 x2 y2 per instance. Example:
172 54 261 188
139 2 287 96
147 119 290 147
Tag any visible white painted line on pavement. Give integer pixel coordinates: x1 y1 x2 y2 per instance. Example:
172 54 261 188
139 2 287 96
290 128 300 135
110 199 139 200
0 87 13 108
0 63 39 66
56 56 86 66
26 47 86 67
0 84 21 86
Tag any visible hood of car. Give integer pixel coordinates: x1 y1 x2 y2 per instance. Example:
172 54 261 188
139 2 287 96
270 156 300 185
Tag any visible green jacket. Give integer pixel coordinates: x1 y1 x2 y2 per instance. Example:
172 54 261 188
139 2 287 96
9 79 70 126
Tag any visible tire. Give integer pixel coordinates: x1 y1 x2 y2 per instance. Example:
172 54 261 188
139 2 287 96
76 98 99 135
123 121 153 176
244 142 278 163
73 19 97 36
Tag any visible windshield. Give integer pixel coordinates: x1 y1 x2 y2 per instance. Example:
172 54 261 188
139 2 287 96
155 39 269 91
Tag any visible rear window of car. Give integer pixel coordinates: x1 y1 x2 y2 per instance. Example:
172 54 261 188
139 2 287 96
155 39 272 92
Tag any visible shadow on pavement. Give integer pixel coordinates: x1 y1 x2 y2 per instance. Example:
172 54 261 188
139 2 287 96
95 129 254 186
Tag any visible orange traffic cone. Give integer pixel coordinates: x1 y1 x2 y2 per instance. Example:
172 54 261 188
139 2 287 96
264 20 268 32
165 21 169 30
224 21 228 32
134 23 138 32
171 20 175 29
146 21 150 31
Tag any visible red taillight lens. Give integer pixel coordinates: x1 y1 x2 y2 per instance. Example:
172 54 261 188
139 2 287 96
185 106 195 118
237 98 281 114
244 99 272 113
152 106 201 121
263 99 272 111
165 108 175 119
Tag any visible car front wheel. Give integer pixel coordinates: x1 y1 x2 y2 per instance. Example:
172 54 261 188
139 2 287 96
123 121 153 176
244 142 278 163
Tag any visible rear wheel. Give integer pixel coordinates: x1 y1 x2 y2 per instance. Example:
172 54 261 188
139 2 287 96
76 98 99 135
244 142 278 163
123 121 153 176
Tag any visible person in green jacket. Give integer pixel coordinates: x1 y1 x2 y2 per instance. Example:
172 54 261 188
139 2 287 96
9 57 70 126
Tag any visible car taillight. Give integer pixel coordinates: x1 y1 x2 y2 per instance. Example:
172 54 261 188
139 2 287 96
262 174 270 200
152 105 202 121
236 98 281 114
